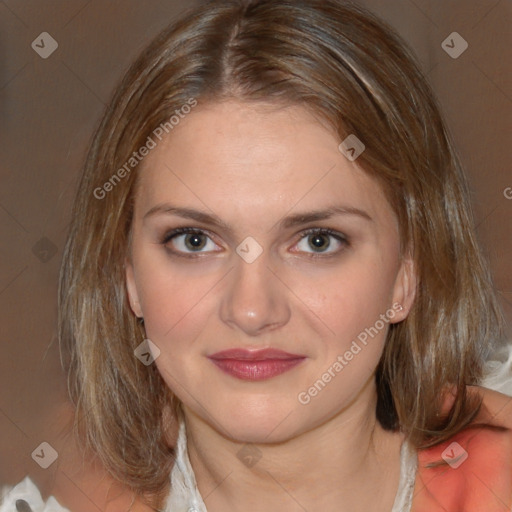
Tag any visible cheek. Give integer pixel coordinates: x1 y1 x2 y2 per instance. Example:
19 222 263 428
293 254 397 344
291 266 392 416
134 259 217 349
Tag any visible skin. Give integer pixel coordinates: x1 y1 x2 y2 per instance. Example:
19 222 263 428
125 100 416 512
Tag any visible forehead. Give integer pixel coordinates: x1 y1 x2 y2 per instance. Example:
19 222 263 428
134 100 395 230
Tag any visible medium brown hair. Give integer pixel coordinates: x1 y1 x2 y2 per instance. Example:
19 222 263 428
59 0 505 507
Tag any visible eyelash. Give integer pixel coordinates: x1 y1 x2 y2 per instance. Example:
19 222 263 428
161 227 349 259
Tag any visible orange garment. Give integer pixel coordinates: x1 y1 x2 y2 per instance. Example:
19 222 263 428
412 386 512 511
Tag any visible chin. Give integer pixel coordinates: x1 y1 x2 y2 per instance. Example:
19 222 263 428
212 399 306 444
224 422 293 445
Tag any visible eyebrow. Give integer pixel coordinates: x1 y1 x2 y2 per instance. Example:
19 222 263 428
143 204 373 233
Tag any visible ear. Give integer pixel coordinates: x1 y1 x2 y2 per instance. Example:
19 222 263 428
125 257 143 318
390 255 417 323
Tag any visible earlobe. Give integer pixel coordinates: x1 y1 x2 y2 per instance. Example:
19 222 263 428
391 256 417 323
125 258 143 318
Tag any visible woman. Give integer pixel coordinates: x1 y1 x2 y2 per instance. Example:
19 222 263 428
2 0 511 511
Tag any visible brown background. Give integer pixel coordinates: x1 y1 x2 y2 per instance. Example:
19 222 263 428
0 0 510 505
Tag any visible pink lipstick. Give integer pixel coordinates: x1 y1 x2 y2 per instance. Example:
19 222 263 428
208 348 306 381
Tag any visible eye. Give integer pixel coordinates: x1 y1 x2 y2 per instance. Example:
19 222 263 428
293 228 348 256
160 227 348 258
162 228 220 255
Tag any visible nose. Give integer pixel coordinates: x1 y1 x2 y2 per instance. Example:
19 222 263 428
219 253 291 337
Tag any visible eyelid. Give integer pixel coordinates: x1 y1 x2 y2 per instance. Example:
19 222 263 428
296 227 348 241
161 226 216 244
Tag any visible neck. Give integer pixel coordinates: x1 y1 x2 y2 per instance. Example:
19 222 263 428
183 377 404 512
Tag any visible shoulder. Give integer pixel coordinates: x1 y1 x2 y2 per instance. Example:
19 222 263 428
0 476 70 512
0 398 162 512
471 384 512 428
0 476 155 512
412 386 512 511
0 476 157 512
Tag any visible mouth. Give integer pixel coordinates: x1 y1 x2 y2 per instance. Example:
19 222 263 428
207 348 307 381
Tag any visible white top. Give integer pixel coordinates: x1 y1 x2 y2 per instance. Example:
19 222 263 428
2 352 511 512
0 477 70 512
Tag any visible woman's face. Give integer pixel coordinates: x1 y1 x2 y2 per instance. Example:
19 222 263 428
126 100 415 443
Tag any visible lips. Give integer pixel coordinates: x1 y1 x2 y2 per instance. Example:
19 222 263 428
207 348 306 381
208 348 305 361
